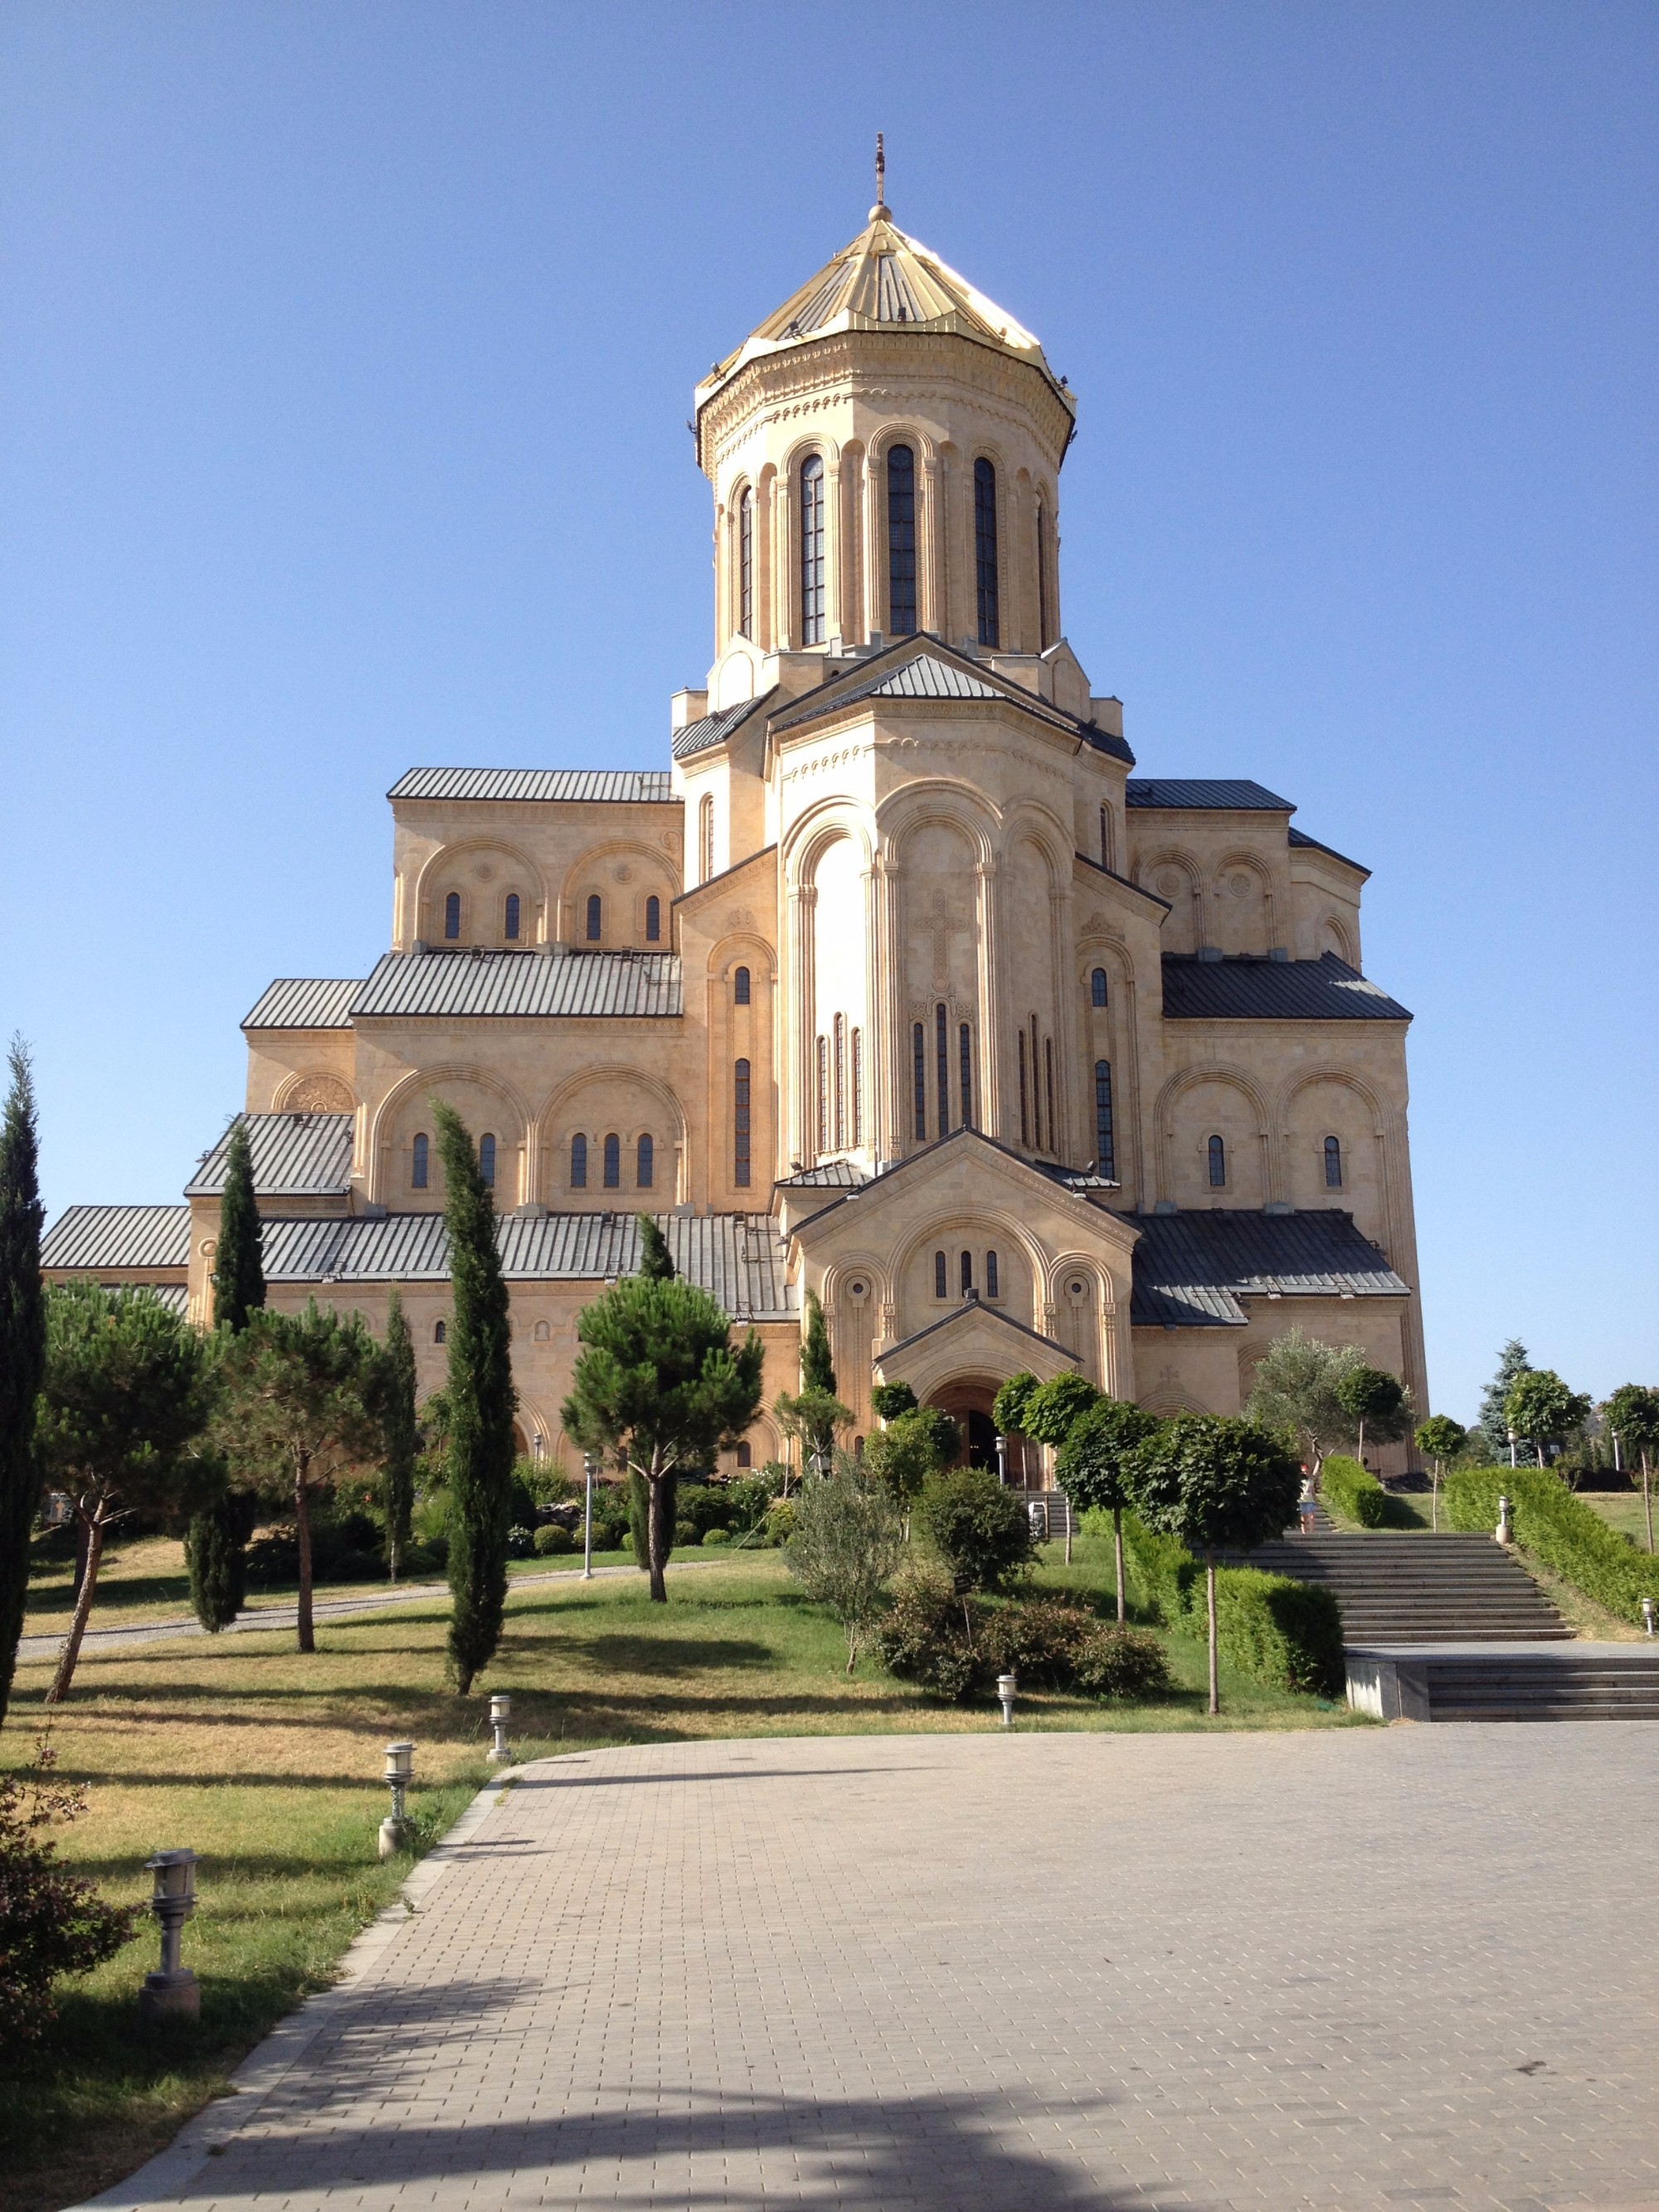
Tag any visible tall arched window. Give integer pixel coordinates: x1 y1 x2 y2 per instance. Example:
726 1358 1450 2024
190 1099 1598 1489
1324 1135 1343 1188
1091 967 1108 1008
737 485 753 638
698 793 714 883
1100 806 1112 870
444 891 461 941
960 1249 973 1295
504 894 520 942
815 1035 829 1152
637 1133 654 1189
733 964 751 1005
733 1058 752 1187
974 457 1000 646
986 1249 1000 1301
1208 1134 1227 1188
799 454 825 644
645 895 660 943
912 1021 927 1140
1018 1030 1029 1147
936 1003 949 1134
1036 498 1050 646
570 1133 587 1188
959 1023 973 1128
586 894 601 942
850 1026 863 1146
479 1133 496 1188
434 1319 446 1345
833 1013 846 1150
1044 1036 1056 1153
887 444 917 635
603 1133 620 1189
1094 1061 1116 1181
411 1133 429 1189
934 1250 947 1298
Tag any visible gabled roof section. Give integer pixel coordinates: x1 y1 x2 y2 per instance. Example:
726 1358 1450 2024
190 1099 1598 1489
673 689 776 763
351 950 682 1020
774 1160 870 1191
769 636 1096 744
839 651 1002 704
1161 953 1409 1022
880 1296 1081 1366
42 1204 190 1272
790 1125 1137 1241
1131 1209 1409 1328
389 768 674 805
1288 826 1370 877
242 978 361 1030
186 1113 355 1199
1126 778 1292 811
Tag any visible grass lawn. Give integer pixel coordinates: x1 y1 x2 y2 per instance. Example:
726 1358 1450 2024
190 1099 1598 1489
2 1536 1358 2212
1574 1490 1657 1552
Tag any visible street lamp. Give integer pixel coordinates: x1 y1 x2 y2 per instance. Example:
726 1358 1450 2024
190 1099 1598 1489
379 1741 415 1859
487 1693 513 1766
995 1434 1008 1488
1507 1426 1519 1469
582 1452 598 1581
139 1849 199 2021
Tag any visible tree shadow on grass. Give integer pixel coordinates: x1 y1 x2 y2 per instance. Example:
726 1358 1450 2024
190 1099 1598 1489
563 1634 777 1678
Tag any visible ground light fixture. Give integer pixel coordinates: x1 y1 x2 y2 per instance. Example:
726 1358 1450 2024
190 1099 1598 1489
1496 1494 1514 1545
1642 1598 1655 1639
995 1434 1008 1486
997 1673 1018 1728
488 1693 513 1766
139 1848 199 2022
380 1741 415 1859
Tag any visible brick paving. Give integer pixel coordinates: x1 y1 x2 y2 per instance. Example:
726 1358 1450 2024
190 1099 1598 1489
94 1727 1659 2211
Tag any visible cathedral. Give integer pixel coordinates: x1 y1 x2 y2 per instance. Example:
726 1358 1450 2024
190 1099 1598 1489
44 184 1428 1477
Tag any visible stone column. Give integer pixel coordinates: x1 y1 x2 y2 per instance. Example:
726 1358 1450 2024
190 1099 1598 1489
918 450 942 636
1048 884 1075 1161
786 883 817 1166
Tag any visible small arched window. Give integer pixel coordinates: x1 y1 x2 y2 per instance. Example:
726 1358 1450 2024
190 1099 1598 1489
636 1133 654 1188
736 1440 752 1469
586 894 602 943
733 1057 752 1187
570 1133 587 1189
603 1133 620 1189
1095 1061 1116 1181
1324 1135 1343 1189
698 793 715 884
645 895 660 943
934 1250 947 1299
887 444 917 636
986 1249 1000 1301
1091 967 1108 1008
479 1133 496 1188
800 455 825 644
974 457 1000 647
434 1319 446 1345
411 1133 429 1189
444 891 461 941
733 964 751 1005
737 486 754 639
960 1249 973 1296
1208 1134 1227 1188
504 894 520 942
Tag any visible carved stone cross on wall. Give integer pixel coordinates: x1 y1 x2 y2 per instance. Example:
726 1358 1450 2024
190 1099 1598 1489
927 890 971 986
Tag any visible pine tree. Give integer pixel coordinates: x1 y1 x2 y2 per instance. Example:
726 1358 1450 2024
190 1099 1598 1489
0 1040 46 1727
382 1291 418 1581
1479 1339 1532 1460
188 1117 265 1631
801 1289 836 1396
434 1103 517 1692
635 1215 677 1281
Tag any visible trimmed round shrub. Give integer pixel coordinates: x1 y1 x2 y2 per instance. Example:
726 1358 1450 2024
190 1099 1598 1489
701 1527 731 1547
762 1501 798 1547
917 1467 1036 1593
1073 1625 1172 1702
673 1519 698 1548
533 1523 576 1557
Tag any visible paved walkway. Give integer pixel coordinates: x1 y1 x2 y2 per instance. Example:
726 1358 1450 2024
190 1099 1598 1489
89 1728 1658 2212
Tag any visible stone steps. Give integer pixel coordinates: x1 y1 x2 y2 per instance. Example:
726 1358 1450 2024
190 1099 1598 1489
1350 1644 1659 1722
1224 1532 1573 1644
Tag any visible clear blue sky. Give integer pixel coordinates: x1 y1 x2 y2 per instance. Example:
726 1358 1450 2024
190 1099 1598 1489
3 3 1654 1424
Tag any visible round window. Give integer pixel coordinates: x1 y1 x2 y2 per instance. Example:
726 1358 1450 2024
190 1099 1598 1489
850 1280 866 1297
1069 1279 1085 1296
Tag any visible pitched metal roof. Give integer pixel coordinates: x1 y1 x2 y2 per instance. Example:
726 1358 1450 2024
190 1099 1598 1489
259 1211 793 1319
840 651 1004 704
1126 778 1293 811
350 949 682 1019
388 768 675 805
1131 1208 1410 1328
774 1161 871 1189
42 1204 191 1271
186 1113 355 1197
242 977 361 1030
1288 826 1369 875
881 1297 1079 1365
771 642 1080 738
1160 953 1409 1021
672 691 775 762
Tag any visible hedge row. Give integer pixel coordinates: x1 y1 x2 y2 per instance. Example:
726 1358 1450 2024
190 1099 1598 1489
1320 1454 1418 1530
1444 1465 1659 1627
1105 1511 1345 1698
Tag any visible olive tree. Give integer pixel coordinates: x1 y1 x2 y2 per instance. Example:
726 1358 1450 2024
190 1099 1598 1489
784 1460 905 1673
1244 1328 1361 1480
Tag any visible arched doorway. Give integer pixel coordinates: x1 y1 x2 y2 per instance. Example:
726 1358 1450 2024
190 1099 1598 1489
925 1380 1001 1473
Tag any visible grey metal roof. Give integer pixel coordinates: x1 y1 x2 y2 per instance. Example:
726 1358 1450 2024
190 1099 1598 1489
1126 778 1293 811
1161 953 1409 1021
1288 826 1369 875
388 768 675 805
242 977 361 1030
672 691 775 762
42 1204 190 1271
881 1298 1078 1364
186 1113 355 1198
351 950 682 1020
259 1211 793 1319
771 644 1078 738
1131 1209 1409 1328
839 651 1004 703
774 1161 871 1189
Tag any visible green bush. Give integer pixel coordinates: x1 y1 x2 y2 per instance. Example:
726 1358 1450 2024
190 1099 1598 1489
876 1565 984 1701
533 1523 575 1557
982 1596 1096 1688
917 1466 1035 1593
1073 1625 1172 1701
1444 1464 1659 1626
1320 1454 1418 1529
701 1527 731 1546
761 1500 798 1547
1120 1512 1344 1698
677 1482 733 1537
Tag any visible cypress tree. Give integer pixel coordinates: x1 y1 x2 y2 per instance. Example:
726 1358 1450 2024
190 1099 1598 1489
0 1040 46 1727
434 1102 517 1693
382 1290 417 1581
188 1117 265 1632
801 1289 836 1396
635 1214 677 1281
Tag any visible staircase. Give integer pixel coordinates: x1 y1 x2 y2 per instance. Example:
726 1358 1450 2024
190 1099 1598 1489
1014 1489 1076 1541
1226 1532 1572 1644
1420 1648 1659 1720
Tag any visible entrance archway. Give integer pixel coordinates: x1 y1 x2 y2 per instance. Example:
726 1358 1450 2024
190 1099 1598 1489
925 1380 1007 1474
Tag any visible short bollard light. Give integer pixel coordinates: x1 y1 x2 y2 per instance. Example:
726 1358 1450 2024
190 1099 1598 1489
379 1741 415 1859
995 1434 1009 1487
487 1693 513 1767
1642 1597 1656 1639
997 1673 1018 1728
1496 1494 1513 1545
139 1849 200 2023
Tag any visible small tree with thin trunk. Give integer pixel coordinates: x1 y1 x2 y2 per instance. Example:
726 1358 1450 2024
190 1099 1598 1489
562 1276 763 1603
1056 1397 1159 1621
784 1459 904 1673
188 1117 266 1631
1504 1370 1592 1469
991 1371 1042 1485
1413 1414 1467 1532
1020 1372 1100 1561
1129 1413 1301 1715
1244 1328 1362 1481
1334 1365 1409 1468
38 1284 217 1702
218 1301 384 1654
1603 1385 1659 1552
0 1040 46 1728
382 1291 418 1581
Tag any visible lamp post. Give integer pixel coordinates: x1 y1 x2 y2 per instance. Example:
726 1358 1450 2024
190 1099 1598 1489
997 1673 1018 1728
582 1452 597 1581
1507 1426 1518 1470
139 1849 199 2022
379 1741 415 1859
487 1693 513 1767
995 1434 1008 1488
